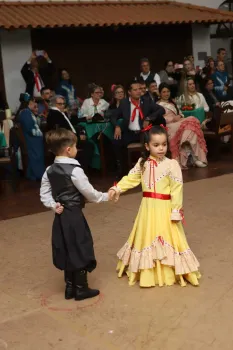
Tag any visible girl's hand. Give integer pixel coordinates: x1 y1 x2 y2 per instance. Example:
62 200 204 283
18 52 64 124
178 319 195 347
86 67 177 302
55 202 64 215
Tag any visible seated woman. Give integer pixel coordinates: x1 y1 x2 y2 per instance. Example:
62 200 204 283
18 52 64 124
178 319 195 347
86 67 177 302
179 59 203 94
178 78 209 116
201 78 232 135
56 69 82 110
18 94 45 180
159 60 180 98
202 78 220 113
109 84 125 110
157 83 207 169
202 57 216 79
81 84 109 120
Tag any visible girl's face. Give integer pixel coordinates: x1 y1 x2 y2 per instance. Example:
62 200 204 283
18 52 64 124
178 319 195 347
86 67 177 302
187 80 196 93
160 87 170 101
145 133 168 159
114 88 124 101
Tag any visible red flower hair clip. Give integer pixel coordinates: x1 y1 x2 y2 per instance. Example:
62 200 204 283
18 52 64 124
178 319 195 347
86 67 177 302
111 84 116 92
141 124 153 133
160 124 168 131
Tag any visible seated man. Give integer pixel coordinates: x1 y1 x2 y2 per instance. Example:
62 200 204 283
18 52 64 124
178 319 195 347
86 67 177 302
143 80 159 103
212 61 233 101
111 81 166 178
38 87 52 117
47 95 93 172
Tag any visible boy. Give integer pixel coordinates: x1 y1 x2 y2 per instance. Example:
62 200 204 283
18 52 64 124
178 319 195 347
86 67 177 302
40 128 109 300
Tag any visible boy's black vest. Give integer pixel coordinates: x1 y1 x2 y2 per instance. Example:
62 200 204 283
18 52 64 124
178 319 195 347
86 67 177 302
47 163 84 208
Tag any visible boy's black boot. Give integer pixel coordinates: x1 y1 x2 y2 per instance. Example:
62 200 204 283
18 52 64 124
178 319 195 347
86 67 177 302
74 270 99 301
64 270 74 300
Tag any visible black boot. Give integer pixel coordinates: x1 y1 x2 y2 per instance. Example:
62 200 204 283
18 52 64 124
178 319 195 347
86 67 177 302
73 270 99 301
64 270 74 300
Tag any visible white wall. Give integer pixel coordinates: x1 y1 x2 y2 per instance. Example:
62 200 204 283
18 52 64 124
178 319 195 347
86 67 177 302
191 24 211 67
0 29 32 112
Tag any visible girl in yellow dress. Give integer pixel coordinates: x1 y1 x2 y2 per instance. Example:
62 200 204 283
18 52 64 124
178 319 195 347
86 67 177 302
109 125 201 288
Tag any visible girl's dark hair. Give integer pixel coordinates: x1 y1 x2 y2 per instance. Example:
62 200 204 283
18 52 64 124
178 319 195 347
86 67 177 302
140 125 169 170
158 82 179 115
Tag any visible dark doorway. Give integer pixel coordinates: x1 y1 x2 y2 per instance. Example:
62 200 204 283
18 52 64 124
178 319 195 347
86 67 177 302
31 24 192 99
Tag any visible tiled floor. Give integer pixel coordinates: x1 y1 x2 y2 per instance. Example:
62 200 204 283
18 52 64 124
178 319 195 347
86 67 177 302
0 154 233 221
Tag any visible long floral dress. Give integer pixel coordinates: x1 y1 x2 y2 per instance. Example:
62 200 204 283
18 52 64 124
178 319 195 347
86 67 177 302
157 101 207 168
113 157 200 288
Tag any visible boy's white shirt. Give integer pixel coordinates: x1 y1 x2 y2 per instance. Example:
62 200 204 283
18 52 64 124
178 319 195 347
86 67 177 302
40 157 108 210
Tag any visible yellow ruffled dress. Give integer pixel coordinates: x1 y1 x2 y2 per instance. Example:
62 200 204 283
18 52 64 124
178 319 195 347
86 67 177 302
113 156 201 287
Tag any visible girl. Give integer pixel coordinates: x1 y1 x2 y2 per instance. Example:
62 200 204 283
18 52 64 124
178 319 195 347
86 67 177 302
157 83 207 169
109 125 201 288
40 128 109 301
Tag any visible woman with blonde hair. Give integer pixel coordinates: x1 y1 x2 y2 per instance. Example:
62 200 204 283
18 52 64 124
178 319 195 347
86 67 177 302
178 78 209 112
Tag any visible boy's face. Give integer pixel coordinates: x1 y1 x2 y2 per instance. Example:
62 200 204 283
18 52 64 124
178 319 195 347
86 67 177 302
67 143 77 158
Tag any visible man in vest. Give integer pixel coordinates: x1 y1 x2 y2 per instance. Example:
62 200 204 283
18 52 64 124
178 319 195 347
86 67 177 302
139 58 161 88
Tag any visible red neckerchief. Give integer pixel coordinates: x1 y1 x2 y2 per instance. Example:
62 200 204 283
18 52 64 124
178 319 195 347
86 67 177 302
131 99 144 122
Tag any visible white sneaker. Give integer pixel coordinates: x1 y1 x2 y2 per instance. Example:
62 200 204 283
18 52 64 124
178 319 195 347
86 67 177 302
195 160 207 168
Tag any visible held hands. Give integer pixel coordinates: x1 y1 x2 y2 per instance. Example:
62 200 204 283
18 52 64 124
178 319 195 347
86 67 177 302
108 189 120 203
55 202 64 215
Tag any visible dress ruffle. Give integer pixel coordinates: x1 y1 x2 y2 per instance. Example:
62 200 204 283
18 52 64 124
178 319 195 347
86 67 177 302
169 117 207 160
117 236 200 279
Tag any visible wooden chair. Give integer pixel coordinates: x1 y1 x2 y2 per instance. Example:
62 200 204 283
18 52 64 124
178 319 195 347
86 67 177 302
127 133 143 169
203 106 233 158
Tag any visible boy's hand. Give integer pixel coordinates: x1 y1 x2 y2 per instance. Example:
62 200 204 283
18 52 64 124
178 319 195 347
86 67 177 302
55 202 64 215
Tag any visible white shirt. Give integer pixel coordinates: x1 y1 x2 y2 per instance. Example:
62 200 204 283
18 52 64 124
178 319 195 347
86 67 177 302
81 98 109 118
50 107 76 134
140 71 161 87
128 98 141 131
40 157 108 210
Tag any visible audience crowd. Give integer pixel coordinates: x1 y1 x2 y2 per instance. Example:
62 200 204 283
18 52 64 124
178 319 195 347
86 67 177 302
1 48 232 181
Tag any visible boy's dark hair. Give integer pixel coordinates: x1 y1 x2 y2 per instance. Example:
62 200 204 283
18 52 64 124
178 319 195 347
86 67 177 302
46 128 77 155
140 125 169 170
